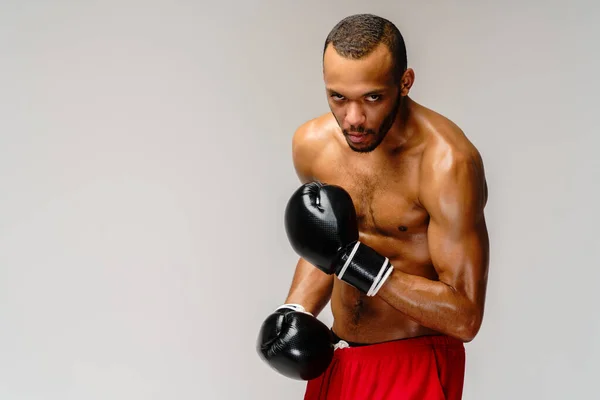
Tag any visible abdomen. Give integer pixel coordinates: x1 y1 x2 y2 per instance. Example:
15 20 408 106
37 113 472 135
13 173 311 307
330 254 440 343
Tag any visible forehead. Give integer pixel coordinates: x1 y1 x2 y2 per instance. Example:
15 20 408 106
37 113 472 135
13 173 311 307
323 43 395 90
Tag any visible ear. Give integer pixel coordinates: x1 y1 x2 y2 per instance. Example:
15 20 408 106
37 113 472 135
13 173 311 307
399 68 415 96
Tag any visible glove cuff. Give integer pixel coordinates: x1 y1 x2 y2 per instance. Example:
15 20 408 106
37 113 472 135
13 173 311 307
276 303 314 317
336 241 394 296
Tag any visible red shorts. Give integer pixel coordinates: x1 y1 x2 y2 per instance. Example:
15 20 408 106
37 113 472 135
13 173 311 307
304 334 465 400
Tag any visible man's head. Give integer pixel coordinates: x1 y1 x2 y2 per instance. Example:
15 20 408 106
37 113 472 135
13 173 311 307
322 14 414 153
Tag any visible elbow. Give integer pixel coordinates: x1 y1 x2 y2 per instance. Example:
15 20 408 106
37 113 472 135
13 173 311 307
457 327 478 343
455 310 483 343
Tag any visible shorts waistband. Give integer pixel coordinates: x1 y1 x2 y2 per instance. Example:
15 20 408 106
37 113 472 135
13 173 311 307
331 332 464 361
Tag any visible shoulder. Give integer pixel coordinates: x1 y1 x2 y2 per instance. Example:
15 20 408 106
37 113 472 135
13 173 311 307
418 109 488 216
292 112 339 153
292 113 339 182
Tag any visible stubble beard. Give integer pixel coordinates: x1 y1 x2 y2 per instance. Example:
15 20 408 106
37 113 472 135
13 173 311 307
337 94 403 153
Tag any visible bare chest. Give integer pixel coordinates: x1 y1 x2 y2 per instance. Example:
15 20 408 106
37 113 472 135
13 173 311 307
313 154 430 259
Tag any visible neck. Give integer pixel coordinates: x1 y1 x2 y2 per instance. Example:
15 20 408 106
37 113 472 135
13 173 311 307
377 96 419 154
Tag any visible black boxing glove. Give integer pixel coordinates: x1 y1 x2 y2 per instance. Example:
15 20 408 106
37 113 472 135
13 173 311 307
256 304 334 381
285 181 394 296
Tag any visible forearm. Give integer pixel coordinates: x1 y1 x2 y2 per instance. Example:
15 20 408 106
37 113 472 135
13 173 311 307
376 269 480 342
285 258 334 316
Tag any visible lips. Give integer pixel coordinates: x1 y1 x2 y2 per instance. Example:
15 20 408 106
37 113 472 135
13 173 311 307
347 133 369 144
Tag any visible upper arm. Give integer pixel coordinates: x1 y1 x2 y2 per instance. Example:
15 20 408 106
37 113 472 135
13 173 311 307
291 122 316 183
420 147 490 316
291 117 331 184
287 120 334 312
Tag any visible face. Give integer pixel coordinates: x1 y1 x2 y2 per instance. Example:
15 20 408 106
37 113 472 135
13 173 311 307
323 43 407 153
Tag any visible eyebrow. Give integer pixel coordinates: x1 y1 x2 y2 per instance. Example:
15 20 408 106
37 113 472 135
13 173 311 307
326 88 387 96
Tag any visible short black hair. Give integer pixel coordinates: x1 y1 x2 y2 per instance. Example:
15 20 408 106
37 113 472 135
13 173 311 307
323 14 407 80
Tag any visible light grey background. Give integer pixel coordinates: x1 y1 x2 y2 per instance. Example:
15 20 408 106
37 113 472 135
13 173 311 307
0 1 598 399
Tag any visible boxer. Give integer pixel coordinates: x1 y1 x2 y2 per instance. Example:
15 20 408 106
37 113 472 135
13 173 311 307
257 13 490 399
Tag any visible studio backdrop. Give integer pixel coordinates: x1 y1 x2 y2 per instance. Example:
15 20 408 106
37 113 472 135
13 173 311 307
0 1 598 399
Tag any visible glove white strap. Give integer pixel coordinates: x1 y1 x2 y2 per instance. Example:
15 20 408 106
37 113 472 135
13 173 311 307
369 264 394 297
367 257 390 296
338 241 394 297
276 303 314 316
337 241 361 281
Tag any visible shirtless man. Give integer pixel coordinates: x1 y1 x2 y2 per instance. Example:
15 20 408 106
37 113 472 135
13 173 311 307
257 14 489 399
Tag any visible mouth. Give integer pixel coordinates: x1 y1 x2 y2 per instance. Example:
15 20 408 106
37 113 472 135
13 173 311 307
346 133 370 144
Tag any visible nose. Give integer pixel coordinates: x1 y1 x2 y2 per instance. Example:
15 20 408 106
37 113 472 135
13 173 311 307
345 102 365 127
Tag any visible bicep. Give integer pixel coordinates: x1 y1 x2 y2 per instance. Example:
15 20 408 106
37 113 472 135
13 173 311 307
427 216 489 304
423 155 490 305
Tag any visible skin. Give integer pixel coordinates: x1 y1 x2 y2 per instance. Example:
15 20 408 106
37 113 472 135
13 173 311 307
284 42 490 344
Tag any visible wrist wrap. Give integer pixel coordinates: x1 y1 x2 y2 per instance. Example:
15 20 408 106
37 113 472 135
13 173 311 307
336 241 394 296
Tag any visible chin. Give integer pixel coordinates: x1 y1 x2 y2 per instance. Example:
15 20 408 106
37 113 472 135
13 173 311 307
347 141 378 153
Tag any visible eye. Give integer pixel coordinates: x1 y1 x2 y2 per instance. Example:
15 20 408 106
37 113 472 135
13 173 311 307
330 93 345 101
366 94 382 102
